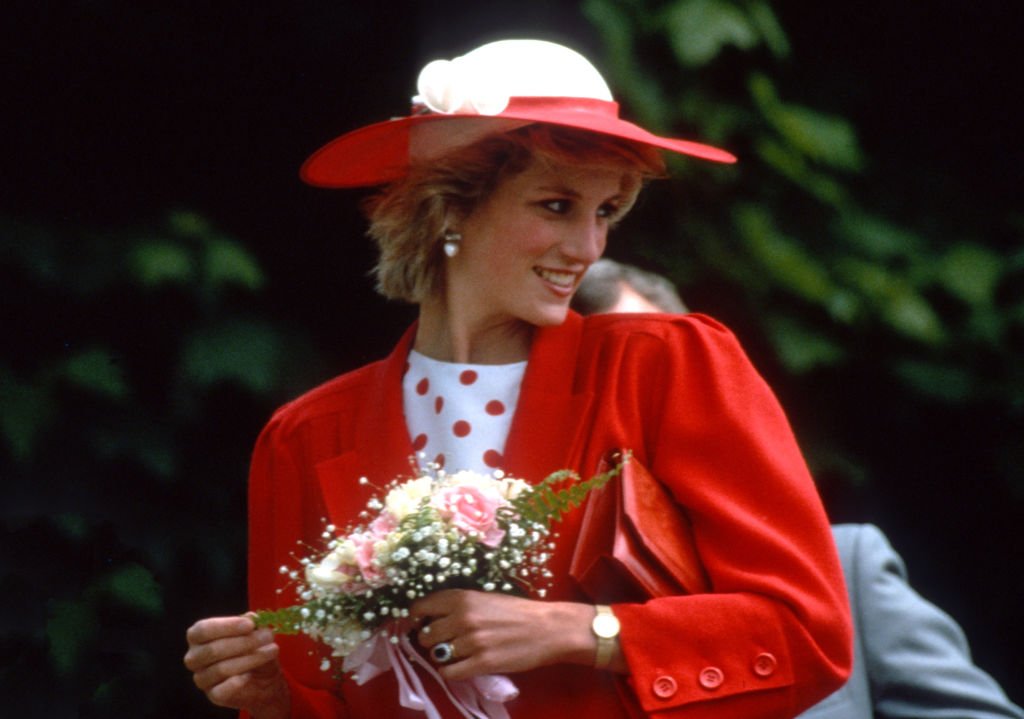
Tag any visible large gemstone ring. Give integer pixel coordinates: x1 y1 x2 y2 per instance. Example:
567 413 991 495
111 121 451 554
430 641 456 664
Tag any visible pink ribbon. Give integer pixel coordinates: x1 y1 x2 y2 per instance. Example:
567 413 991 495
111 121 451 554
342 627 519 719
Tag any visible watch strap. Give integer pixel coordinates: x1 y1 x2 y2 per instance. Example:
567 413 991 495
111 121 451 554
592 605 619 669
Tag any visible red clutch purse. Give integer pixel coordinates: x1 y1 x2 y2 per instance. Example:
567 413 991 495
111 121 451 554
569 452 710 603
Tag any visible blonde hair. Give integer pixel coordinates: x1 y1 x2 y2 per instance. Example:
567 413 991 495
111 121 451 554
363 124 666 303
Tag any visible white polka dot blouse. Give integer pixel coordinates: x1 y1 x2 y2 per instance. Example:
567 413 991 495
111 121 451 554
403 350 527 474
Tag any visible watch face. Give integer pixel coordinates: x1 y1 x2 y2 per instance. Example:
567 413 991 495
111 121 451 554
593 613 620 638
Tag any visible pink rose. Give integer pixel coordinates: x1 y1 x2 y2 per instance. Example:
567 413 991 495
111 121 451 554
350 531 387 587
369 512 397 539
432 486 506 547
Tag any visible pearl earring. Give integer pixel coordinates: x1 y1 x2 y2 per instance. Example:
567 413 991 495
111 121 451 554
442 230 462 258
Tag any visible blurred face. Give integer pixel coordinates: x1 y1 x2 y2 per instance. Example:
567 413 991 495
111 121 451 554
608 283 664 313
447 159 636 331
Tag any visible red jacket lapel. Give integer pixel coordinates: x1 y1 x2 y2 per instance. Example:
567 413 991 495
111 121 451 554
503 312 595 483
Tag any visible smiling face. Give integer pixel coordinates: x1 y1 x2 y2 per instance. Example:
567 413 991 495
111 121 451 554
444 159 637 338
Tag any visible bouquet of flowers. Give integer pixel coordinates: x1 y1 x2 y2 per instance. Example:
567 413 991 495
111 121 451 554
253 460 621 719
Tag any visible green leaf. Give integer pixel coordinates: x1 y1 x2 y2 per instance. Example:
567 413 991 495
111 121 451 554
838 260 946 344
938 243 1003 306
885 291 946 344
61 348 129 400
664 0 758 67
733 204 836 304
0 366 55 460
90 422 177 478
180 319 282 394
773 105 863 171
512 459 624 526
168 210 213 238
750 74 863 171
46 600 98 675
747 0 790 59
103 563 164 616
130 240 195 287
754 137 848 207
891 359 974 402
51 513 90 540
766 317 846 373
583 0 635 63
837 212 925 260
252 605 307 635
204 237 265 291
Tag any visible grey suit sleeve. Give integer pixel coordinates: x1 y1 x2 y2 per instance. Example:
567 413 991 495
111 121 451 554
850 523 1023 719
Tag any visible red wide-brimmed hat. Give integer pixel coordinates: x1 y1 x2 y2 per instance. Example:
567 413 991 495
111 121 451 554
301 39 737 188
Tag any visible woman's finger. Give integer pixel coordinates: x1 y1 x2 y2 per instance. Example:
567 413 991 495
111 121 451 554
184 625 274 672
186 615 255 646
410 588 464 619
192 641 280 692
416 614 457 650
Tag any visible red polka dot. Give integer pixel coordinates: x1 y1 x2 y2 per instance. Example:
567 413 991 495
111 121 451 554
434 453 446 468
453 420 471 437
412 433 428 451
459 370 478 385
416 378 429 395
483 449 503 468
485 400 506 416
434 396 444 414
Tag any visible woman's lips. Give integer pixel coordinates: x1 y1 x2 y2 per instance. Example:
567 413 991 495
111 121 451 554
533 267 579 293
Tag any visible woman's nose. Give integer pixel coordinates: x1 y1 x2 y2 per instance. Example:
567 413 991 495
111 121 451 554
563 220 607 263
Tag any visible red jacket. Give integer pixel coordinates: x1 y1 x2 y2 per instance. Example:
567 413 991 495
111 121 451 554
247 312 853 718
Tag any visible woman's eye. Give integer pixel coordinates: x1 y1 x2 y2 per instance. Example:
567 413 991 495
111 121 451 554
542 199 570 214
597 203 620 219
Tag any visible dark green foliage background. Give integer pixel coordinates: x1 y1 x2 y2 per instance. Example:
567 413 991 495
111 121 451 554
2 1 1021 716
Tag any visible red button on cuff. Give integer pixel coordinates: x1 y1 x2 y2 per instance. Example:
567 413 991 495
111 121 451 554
652 675 678 699
698 666 724 690
753 652 778 677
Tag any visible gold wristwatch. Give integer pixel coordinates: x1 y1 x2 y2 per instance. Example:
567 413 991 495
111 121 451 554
591 605 621 669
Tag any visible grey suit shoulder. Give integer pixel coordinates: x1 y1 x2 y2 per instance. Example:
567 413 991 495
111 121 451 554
797 523 1023 719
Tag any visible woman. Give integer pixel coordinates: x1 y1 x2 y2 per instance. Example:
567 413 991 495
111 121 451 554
185 39 852 719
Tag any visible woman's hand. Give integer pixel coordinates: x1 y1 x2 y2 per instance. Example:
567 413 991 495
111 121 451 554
411 589 619 681
184 615 290 719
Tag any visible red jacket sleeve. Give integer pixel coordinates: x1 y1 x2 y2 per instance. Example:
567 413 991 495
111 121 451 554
604 315 852 717
246 413 351 719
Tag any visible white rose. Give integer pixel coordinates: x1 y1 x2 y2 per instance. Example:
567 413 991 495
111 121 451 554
498 477 530 501
334 538 358 565
385 476 433 520
447 470 505 500
306 550 352 589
